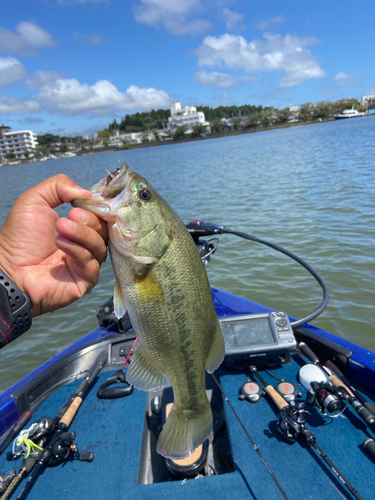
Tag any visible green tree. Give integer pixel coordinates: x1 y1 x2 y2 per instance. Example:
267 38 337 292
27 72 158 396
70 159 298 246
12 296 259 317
210 120 222 133
245 113 261 128
191 124 207 137
97 129 113 138
276 108 290 123
35 145 48 156
103 140 110 147
173 126 187 140
37 133 60 146
299 102 313 122
317 101 333 118
23 149 30 158
60 144 68 153
5 152 16 160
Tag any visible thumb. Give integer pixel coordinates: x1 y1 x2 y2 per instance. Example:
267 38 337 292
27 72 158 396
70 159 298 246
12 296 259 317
21 174 91 209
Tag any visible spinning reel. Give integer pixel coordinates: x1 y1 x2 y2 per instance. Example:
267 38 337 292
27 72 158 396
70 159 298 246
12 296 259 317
299 364 347 416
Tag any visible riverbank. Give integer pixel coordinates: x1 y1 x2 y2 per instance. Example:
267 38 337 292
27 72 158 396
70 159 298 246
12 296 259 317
2 114 374 166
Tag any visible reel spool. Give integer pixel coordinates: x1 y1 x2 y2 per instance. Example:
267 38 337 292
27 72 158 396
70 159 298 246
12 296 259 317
299 365 345 416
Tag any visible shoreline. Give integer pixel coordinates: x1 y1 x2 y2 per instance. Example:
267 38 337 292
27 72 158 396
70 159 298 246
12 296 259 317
2 114 374 165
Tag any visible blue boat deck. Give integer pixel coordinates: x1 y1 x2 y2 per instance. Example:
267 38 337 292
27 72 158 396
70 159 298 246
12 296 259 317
1 353 374 500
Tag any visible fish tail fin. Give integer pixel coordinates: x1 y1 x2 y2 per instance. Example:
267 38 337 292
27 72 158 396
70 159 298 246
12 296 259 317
156 398 212 459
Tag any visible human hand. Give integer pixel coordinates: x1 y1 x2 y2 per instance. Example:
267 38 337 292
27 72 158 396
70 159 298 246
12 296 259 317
0 174 108 317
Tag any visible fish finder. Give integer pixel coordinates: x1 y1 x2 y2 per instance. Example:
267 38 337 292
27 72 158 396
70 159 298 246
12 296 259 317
219 312 297 366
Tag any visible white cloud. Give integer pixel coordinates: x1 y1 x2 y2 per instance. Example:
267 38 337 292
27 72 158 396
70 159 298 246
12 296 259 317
333 72 366 86
0 22 56 56
72 32 106 45
0 57 28 87
25 70 66 88
255 15 286 31
197 33 326 87
222 8 245 31
36 78 170 115
0 96 41 115
134 0 211 35
195 70 246 88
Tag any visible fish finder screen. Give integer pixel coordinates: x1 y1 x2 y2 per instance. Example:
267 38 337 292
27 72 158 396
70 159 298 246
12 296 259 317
221 317 275 350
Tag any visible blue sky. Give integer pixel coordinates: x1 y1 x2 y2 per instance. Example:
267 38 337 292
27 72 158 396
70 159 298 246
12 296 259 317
1 0 374 136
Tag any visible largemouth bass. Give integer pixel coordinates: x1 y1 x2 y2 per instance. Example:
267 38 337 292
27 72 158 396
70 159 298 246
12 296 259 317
72 163 225 459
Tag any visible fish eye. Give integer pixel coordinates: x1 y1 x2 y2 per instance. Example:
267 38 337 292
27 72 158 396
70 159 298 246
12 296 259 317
139 189 152 201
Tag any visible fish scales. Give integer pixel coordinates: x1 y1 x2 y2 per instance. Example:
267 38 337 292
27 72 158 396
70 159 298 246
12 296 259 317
72 163 225 459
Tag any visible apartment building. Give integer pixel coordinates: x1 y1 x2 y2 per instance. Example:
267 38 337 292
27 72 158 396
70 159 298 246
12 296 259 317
167 102 209 131
0 125 38 159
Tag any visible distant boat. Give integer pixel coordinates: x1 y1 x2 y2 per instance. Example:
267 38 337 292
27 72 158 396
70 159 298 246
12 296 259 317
64 152 77 157
334 105 365 119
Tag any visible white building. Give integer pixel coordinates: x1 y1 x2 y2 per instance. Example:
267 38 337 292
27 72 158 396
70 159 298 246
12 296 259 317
361 95 375 106
108 130 155 146
167 102 209 131
0 125 38 159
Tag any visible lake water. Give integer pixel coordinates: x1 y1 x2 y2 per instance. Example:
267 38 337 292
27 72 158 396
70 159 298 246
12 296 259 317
0 117 374 392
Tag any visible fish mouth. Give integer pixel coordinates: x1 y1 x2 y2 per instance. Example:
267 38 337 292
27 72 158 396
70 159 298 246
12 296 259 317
72 163 132 219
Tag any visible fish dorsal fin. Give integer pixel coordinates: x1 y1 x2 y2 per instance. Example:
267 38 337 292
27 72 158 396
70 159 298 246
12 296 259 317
113 280 127 319
205 319 225 373
126 345 166 391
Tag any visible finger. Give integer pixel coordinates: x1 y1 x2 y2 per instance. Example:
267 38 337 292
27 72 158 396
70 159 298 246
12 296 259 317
21 174 92 209
68 207 108 243
56 217 107 265
55 236 101 287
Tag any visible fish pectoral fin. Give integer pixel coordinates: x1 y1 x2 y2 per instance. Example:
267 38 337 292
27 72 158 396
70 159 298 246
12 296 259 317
127 346 166 391
205 319 225 373
113 280 127 319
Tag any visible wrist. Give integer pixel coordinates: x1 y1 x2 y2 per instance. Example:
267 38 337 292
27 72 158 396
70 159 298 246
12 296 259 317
0 232 24 292
0 267 32 340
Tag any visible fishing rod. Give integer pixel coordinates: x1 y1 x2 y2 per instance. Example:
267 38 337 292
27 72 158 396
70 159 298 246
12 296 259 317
298 342 375 429
210 373 291 500
250 365 365 500
324 359 375 418
1 350 107 500
0 412 32 458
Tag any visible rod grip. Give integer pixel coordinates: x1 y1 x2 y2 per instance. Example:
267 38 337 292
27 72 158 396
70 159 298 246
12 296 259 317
363 438 375 460
328 374 355 397
266 386 288 410
298 342 319 364
364 401 375 417
59 396 82 427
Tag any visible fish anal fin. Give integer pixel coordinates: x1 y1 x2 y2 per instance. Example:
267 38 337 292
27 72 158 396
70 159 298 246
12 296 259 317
205 319 225 373
113 280 127 319
127 346 166 391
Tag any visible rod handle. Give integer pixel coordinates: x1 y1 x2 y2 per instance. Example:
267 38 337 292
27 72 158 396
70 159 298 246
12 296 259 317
265 386 288 411
328 374 355 397
364 401 375 417
364 438 375 460
59 396 82 427
298 342 319 364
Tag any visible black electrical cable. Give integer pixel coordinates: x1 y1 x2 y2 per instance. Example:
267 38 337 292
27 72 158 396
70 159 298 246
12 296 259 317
221 228 329 328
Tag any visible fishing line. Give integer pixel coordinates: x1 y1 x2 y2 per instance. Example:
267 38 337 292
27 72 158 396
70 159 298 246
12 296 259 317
210 373 290 500
121 337 138 370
